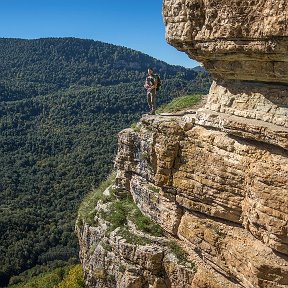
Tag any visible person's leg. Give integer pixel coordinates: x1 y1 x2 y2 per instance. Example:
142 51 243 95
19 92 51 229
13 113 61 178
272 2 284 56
151 90 156 114
147 91 152 112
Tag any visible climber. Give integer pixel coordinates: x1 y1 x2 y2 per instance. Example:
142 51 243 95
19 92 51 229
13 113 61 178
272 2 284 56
144 68 159 115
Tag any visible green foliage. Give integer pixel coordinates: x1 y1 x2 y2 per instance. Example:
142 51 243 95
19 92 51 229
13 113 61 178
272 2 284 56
148 186 160 193
117 227 151 246
0 38 210 103
8 262 70 286
0 37 210 285
140 152 150 161
93 268 106 280
168 241 196 270
8 265 84 288
118 264 125 273
103 195 136 231
55 265 85 288
168 241 188 263
100 189 163 237
131 207 163 237
101 242 112 252
130 122 140 132
88 176 164 238
77 173 116 227
157 94 202 113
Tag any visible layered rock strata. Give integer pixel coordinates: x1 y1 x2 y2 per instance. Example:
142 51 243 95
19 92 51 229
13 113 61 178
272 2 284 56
161 4 288 282
114 114 288 287
163 0 288 84
78 0 288 287
76 186 237 288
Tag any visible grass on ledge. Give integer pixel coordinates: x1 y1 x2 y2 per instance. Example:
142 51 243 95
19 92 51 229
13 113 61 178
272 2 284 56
131 207 163 237
77 171 164 238
117 227 151 246
103 195 164 237
156 94 202 113
77 169 164 244
168 241 197 270
77 172 116 227
130 122 141 132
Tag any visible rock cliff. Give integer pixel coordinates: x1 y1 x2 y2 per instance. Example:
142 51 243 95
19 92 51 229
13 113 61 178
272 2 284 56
77 1 288 287
163 0 288 84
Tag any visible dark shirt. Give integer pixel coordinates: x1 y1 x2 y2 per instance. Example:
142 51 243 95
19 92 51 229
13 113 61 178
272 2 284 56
145 74 156 92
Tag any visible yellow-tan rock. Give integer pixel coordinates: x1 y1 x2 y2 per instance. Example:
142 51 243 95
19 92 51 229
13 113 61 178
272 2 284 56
163 0 288 84
114 113 288 287
78 0 288 287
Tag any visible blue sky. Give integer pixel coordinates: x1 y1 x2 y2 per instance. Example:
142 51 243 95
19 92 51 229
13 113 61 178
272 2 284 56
0 0 198 68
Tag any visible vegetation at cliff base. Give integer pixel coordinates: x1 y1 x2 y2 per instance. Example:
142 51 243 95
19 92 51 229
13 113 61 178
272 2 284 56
156 94 202 113
9 265 84 288
0 37 210 285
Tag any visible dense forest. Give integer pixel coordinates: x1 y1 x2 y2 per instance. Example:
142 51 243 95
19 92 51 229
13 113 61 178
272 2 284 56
0 37 211 286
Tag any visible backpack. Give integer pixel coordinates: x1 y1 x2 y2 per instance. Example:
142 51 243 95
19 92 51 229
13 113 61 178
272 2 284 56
155 74 161 91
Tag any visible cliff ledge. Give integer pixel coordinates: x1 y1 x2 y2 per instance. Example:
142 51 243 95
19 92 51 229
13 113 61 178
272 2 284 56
77 1 288 287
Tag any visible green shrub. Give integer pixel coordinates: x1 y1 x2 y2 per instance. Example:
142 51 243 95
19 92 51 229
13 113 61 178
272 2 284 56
77 172 116 226
55 265 85 288
101 242 112 252
117 227 151 245
148 186 160 193
168 241 197 270
9 265 84 288
103 195 135 231
131 207 163 237
157 94 202 113
131 123 140 132
118 264 126 273
168 241 187 263
78 173 163 245
101 193 163 237
140 152 150 161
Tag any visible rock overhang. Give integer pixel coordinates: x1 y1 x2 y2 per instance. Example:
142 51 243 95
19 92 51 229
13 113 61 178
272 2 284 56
163 0 288 84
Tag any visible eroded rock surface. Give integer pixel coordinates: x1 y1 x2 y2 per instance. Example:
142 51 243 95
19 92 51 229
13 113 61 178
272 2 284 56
114 115 288 287
76 186 236 288
163 0 288 83
78 1 288 287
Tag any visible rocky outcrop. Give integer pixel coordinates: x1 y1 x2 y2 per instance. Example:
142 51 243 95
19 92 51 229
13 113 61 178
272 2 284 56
77 1 288 287
114 114 288 287
163 0 288 136
163 0 288 84
76 185 236 288
161 2 288 275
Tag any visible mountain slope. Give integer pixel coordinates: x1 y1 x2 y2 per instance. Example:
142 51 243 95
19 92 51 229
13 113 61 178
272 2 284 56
0 37 211 286
0 37 206 102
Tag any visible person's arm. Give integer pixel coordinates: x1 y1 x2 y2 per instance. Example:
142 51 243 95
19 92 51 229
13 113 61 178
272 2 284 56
144 78 150 90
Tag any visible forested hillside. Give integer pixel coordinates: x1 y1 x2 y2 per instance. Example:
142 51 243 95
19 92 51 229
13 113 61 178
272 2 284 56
0 37 211 286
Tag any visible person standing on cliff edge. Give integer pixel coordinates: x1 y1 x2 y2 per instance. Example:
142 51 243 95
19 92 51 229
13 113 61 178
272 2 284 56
144 68 158 115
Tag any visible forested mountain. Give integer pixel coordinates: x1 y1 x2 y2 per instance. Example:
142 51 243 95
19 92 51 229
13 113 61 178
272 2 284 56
0 37 211 286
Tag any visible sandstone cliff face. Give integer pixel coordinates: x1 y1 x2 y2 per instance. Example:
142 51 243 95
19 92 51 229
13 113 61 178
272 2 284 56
77 191 236 288
113 113 288 287
163 0 288 84
77 1 288 287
